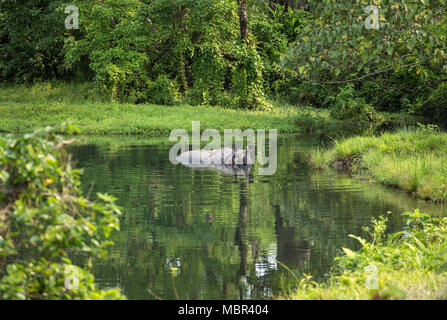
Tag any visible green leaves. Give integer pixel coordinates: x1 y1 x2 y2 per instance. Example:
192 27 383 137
0 126 124 299
0 170 9 183
282 0 447 83
0 1 67 82
342 247 357 259
402 209 432 230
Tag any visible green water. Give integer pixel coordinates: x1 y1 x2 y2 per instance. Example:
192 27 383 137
69 136 445 300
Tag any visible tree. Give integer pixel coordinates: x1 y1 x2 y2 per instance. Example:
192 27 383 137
232 0 268 109
282 0 447 84
0 1 66 82
237 0 249 40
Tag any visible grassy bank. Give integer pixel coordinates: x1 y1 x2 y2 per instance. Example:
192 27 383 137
0 83 304 135
0 83 413 137
286 210 447 300
311 128 447 202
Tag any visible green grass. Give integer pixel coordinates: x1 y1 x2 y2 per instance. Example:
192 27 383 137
285 210 447 300
0 83 413 138
0 83 305 136
310 128 447 202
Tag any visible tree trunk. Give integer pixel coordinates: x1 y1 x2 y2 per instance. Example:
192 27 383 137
236 0 249 41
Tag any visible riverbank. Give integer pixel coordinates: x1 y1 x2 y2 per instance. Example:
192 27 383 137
286 210 447 300
0 84 413 137
311 128 447 202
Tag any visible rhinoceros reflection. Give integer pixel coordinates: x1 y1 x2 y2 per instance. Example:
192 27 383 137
176 145 254 175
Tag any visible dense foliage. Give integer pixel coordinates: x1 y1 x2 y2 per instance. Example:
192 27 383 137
282 0 447 125
0 126 124 299
284 0 447 83
0 1 66 82
0 0 446 124
0 0 305 109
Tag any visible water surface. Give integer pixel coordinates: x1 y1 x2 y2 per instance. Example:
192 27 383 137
70 136 445 300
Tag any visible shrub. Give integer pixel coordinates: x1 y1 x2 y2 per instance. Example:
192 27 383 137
413 82 447 129
287 82 336 107
288 210 447 300
0 125 125 299
64 0 149 100
145 75 179 106
358 67 425 113
0 1 66 82
330 84 384 131
331 84 366 120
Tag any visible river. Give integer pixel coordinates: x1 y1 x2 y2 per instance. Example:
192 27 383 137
69 136 445 299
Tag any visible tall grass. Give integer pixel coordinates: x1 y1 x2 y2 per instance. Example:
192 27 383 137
0 83 416 138
0 83 305 135
310 128 447 202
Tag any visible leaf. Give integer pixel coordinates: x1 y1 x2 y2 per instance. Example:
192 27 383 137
349 234 367 246
335 68 341 76
386 46 393 56
342 247 357 258
43 178 54 187
0 170 9 183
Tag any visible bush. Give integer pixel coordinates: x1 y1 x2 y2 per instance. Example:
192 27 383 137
0 1 67 82
0 125 125 299
288 210 447 300
286 81 336 107
358 68 425 113
230 42 269 110
64 0 149 100
183 87 204 106
330 84 384 130
413 82 447 129
145 75 179 106
331 84 366 120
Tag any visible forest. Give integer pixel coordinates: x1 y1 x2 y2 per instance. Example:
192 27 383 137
1 0 447 301
1 0 446 124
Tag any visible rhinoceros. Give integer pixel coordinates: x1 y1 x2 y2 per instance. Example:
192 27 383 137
176 144 254 175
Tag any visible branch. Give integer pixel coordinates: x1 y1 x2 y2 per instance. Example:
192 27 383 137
304 57 431 85
149 38 173 68
222 51 237 62
146 18 158 32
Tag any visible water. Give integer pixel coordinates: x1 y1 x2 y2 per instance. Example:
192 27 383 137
69 136 446 300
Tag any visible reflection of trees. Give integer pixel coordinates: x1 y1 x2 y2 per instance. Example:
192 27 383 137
235 181 248 276
274 204 310 269
234 181 249 299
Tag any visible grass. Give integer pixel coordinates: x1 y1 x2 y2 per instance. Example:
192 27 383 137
310 128 447 202
284 210 447 300
0 83 413 138
0 82 304 136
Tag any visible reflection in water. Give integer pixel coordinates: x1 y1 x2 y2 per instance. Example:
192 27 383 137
235 181 249 299
274 204 310 269
69 136 446 300
180 163 253 177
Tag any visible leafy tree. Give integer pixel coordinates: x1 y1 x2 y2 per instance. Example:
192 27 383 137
0 0 66 82
283 0 447 84
64 0 149 100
